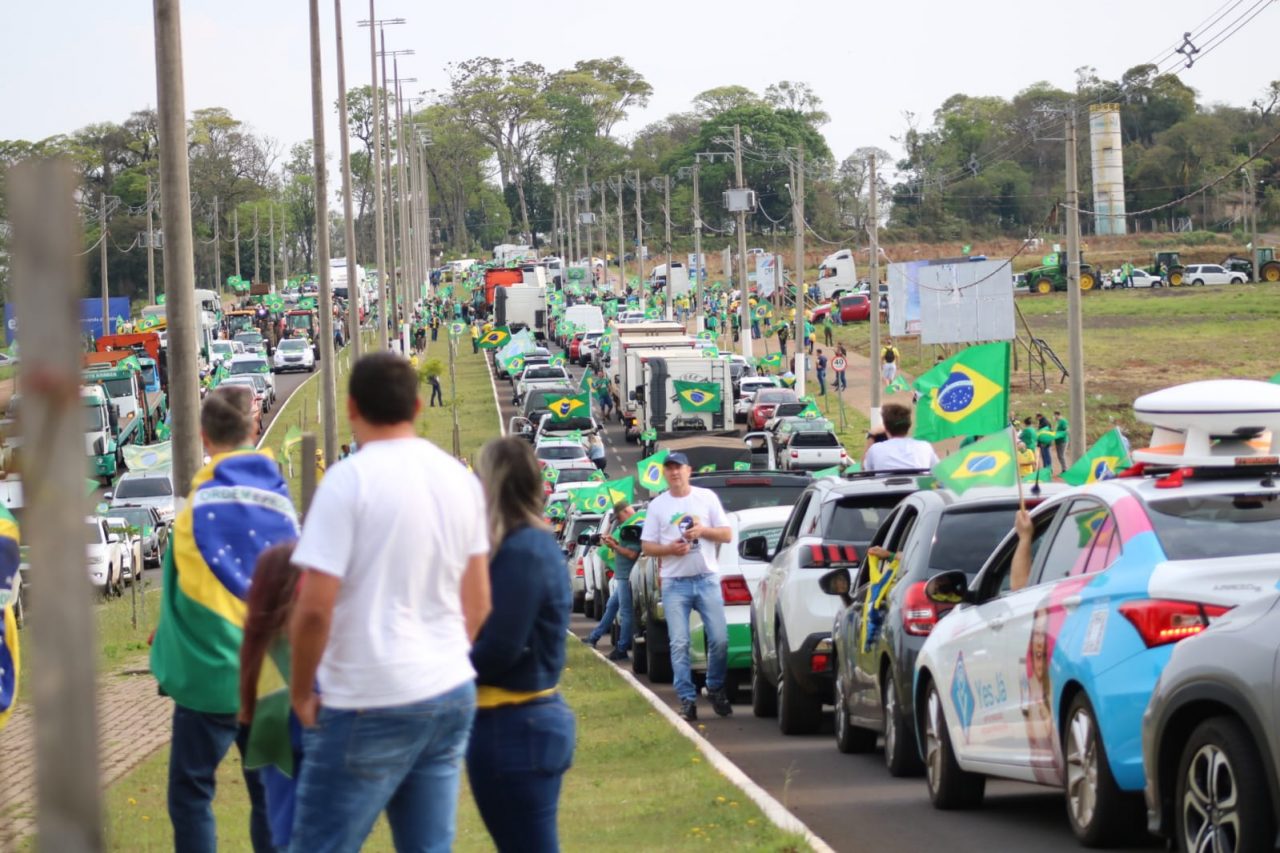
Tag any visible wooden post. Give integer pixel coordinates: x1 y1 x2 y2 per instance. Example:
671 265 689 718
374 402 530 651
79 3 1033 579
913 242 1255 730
10 158 103 850
301 433 318 515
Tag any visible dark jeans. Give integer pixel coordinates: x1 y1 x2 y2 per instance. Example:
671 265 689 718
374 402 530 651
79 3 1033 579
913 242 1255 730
430 385 443 406
467 695 575 853
816 369 827 395
168 704 271 853
1054 440 1067 470
431 327 439 341
1040 444 1053 470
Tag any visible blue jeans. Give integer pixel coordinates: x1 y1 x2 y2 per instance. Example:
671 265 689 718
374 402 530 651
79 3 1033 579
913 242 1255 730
662 574 728 703
467 695 575 853
167 704 272 853
816 369 827 395
588 577 633 651
289 681 476 853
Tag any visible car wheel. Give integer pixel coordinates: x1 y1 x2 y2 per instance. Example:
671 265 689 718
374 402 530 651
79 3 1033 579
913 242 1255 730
631 625 648 676
777 633 822 735
572 589 585 614
1174 716 1273 853
645 615 672 683
922 679 985 809
750 632 778 718
835 670 876 753
1063 693 1143 846
883 673 923 777
1192 279 1205 286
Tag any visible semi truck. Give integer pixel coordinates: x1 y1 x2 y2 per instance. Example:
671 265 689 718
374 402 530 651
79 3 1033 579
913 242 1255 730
83 352 165 446
637 354 735 437
817 249 858 299
494 285 547 334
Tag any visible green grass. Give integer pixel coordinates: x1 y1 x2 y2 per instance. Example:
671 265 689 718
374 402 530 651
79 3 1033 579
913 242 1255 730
100 642 810 851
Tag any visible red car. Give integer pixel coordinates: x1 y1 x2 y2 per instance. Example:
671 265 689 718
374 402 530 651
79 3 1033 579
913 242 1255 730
837 294 871 322
568 332 586 362
749 388 799 431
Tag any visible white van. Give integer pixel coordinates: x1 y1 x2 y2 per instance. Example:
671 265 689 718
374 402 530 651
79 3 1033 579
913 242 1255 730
562 304 605 334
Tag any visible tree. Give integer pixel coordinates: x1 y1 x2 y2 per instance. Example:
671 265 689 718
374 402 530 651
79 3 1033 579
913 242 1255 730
764 81 830 125
692 85 760 118
282 142 317 273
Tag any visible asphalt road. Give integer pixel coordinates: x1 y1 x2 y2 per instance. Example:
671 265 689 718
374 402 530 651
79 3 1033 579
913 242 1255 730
493 346 1158 853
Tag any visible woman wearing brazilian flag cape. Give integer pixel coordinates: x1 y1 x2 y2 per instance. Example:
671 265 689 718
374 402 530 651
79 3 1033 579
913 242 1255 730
150 385 300 849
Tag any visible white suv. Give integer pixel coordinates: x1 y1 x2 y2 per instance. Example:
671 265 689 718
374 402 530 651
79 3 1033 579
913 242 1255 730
1183 264 1246 286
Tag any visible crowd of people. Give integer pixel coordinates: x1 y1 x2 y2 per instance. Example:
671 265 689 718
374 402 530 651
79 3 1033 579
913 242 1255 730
152 354 576 853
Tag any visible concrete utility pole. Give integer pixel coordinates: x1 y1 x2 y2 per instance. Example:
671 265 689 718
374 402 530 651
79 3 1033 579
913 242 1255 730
420 141 432 300
582 167 593 284
868 152 881 414
734 124 752 361
614 177 625 298
233 208 240 278
600 183 609 287
268 204 275 290
793 146 806 396
571 188 580 266
393 63 411 352
335 0 360 358
10 159 102 852
309 0 338 464
378 32 397 341
253 206 260 285
363 3 389 350
1248 143 1260 283
213 197 221 297
634 170 644 311
1065 114 1085 462
692 161 704 332
281 203 289 290
663 175 673 321
146 177 157 304
153 0 202 502
99 193 109 335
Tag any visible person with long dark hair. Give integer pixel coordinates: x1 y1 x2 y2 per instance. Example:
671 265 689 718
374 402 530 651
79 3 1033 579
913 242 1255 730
469 437 575 852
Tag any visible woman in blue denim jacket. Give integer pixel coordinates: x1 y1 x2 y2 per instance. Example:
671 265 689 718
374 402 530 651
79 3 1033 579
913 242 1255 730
470 437 576 852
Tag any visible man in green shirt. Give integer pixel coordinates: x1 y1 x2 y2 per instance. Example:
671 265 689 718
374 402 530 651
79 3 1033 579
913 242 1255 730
1019 416 1037 454
822 313 834 346
1053 410 1069 471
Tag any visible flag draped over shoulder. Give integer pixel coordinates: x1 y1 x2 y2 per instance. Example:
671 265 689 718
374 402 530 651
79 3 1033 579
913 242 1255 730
912 342 1011 441
0 506 20 731
151 451 300 714
932 431 1018 495
1060 428 1132 486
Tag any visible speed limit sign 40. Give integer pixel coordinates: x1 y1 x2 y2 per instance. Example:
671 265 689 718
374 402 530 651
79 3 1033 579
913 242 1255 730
831 356 847 373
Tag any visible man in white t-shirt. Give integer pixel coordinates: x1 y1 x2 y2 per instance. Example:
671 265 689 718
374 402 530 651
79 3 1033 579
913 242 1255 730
863 402 939 472
640 452 733 722
288 352 492 852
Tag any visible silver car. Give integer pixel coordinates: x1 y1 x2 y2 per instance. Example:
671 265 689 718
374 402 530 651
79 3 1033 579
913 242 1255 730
109 470 177 524
1142 593 1280 852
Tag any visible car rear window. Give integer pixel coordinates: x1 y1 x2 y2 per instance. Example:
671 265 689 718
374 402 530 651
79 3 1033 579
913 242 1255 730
115 477 173 499
537 446 585 460
757 390 798 405
557 468 598 484
1147 493 1280 560
790 432 840 448
928 506 1019 577
709 483 807 513
820 494 906 545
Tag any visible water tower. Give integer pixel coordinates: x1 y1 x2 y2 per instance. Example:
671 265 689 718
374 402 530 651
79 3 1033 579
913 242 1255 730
1089 105 1127 235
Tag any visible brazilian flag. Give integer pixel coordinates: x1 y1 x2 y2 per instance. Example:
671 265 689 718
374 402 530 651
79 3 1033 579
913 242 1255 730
573 485 613 515
673 380 721 413
478 326 512 349
502 353 526 375
605 475 635 506
932 432 1017 495
542 465 560 485
547 391 590 422
757 352 785 371
1060 428 1131 486
637 449 669 493
0 506 19 731
912 342 1010 442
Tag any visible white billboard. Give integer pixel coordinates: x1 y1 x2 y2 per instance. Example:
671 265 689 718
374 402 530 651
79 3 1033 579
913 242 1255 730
889 258 1015 345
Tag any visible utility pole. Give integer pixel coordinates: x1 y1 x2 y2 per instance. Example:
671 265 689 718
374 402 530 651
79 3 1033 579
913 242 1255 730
634 170 644 312
309 0 338 464
335 0 360 358
793 146 806 396
394 63 411 352
379 31 397 342
146 177 157 305
663 175 673 321
1065 113 1085 462
614 177 625 298
734 124 752 360
233 208 240 279
583 166 593 286
253 206 260 285
422 142 432 297
154 0 202 496
362 4 389 350
600 183 609 289
868 152 881 415
281 203 289 289
99 193 109 336
213 197 221 299
1248 143 1260 283
268 204 275 290
572 188 580 267
692 160 704 332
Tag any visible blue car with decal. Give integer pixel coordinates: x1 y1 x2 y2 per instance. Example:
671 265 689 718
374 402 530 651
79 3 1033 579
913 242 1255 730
912 447 1280 846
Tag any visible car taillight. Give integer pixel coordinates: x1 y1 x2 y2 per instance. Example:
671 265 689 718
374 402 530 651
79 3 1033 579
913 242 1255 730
606 569 614 581
902 581 940 636
790 450 799 458
721 575 752 605
576 559 584 577
811 637 833 672
1118 599 1230 647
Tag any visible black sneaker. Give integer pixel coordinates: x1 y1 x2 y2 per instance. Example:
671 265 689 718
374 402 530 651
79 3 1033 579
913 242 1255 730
581 636 599 649
709 688 734 717
607 648 629 662
679 700 698 722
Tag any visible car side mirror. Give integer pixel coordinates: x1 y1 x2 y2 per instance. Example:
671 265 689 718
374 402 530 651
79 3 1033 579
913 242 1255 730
818 567 853 606
739 535 770 561
577 533 592 546
925 570 972 606
103 492 113 501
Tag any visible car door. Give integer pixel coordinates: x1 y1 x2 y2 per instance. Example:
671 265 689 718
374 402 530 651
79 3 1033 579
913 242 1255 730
757 491 815 673
841 505 901 721
850 505 918 723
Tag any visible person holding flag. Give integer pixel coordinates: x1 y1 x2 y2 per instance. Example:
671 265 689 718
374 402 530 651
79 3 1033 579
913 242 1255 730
151 385 300 850
583 502 641 661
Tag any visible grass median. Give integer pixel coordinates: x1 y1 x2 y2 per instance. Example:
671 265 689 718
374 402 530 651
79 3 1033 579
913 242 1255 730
98 641 810 851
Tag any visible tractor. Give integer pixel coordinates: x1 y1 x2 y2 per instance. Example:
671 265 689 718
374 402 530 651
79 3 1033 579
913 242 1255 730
1223 248 1280 283
1151 251 1186 286
1025 251 1096 294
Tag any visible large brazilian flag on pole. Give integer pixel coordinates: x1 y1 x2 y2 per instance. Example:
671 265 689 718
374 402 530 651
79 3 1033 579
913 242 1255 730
151 451 300 714
912 342 1011 442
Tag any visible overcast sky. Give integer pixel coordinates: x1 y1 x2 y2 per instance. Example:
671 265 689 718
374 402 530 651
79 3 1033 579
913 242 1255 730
3 0 1276 173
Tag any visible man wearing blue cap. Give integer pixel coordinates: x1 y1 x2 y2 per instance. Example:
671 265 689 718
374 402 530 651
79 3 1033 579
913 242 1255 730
640 452 732 721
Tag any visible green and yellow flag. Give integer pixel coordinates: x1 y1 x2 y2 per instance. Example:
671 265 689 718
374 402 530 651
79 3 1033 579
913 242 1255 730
605 476 635 506
757 352 785 371
547 391 591 422
0 506 20 731
912 342 1010 442
885 374 911 394
573 485 613 515
1060 428 1132 486
673 380 721 413
932 431 1017 495
478 326 512 349
637 449 669 493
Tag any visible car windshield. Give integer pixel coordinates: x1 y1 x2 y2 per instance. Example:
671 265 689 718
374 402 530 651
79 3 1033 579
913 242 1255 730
929 506 1021 576
85 521 104 543
141 364 157 386
709 483 807 513
85 404 106 431
537 446 586 460
1147 493 1280 560
756 390 797 405
525 388 575 412
279 340 307 352
820 495 907 546
110 508 154 531
557 468 598 484
229 360 267 375
115 476 173 499
211 342 232 354
235 334 263 346
524 368 562 379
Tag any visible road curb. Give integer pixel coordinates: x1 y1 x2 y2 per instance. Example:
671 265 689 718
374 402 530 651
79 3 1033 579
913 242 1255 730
576 635 836 853
483 350 506 437
255 342 352 450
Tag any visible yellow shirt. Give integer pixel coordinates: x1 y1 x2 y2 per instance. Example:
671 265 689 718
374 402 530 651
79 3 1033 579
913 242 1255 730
1017 447 1036 476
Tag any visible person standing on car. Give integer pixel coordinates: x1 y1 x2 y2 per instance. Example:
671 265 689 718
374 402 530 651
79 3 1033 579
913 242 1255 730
640 453 733 722
862 403 938 471
583 502 640 660
468 437 575 853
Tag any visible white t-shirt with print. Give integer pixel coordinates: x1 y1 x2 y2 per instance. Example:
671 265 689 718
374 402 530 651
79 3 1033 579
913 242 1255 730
641 487 729 579
863 436 938 472
292 437 488 710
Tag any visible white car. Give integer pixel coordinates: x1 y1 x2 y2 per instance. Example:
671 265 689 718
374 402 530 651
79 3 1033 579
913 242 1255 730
618 310 647 324
1182 264 1246 286
560 507 604 614
778 429 850 471
273 338 316 373
534 438 592 471
227 354 276 394
209 340 242 366
515 366 572 403
86 516 124 597
109 470 177 524
105 516 144 585
578 331 606 365
688 506 792 699
1106 267 1161 288
221 375 271 415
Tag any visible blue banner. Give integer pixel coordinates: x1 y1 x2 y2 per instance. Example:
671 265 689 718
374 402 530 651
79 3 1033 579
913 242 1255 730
4 297 133 345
